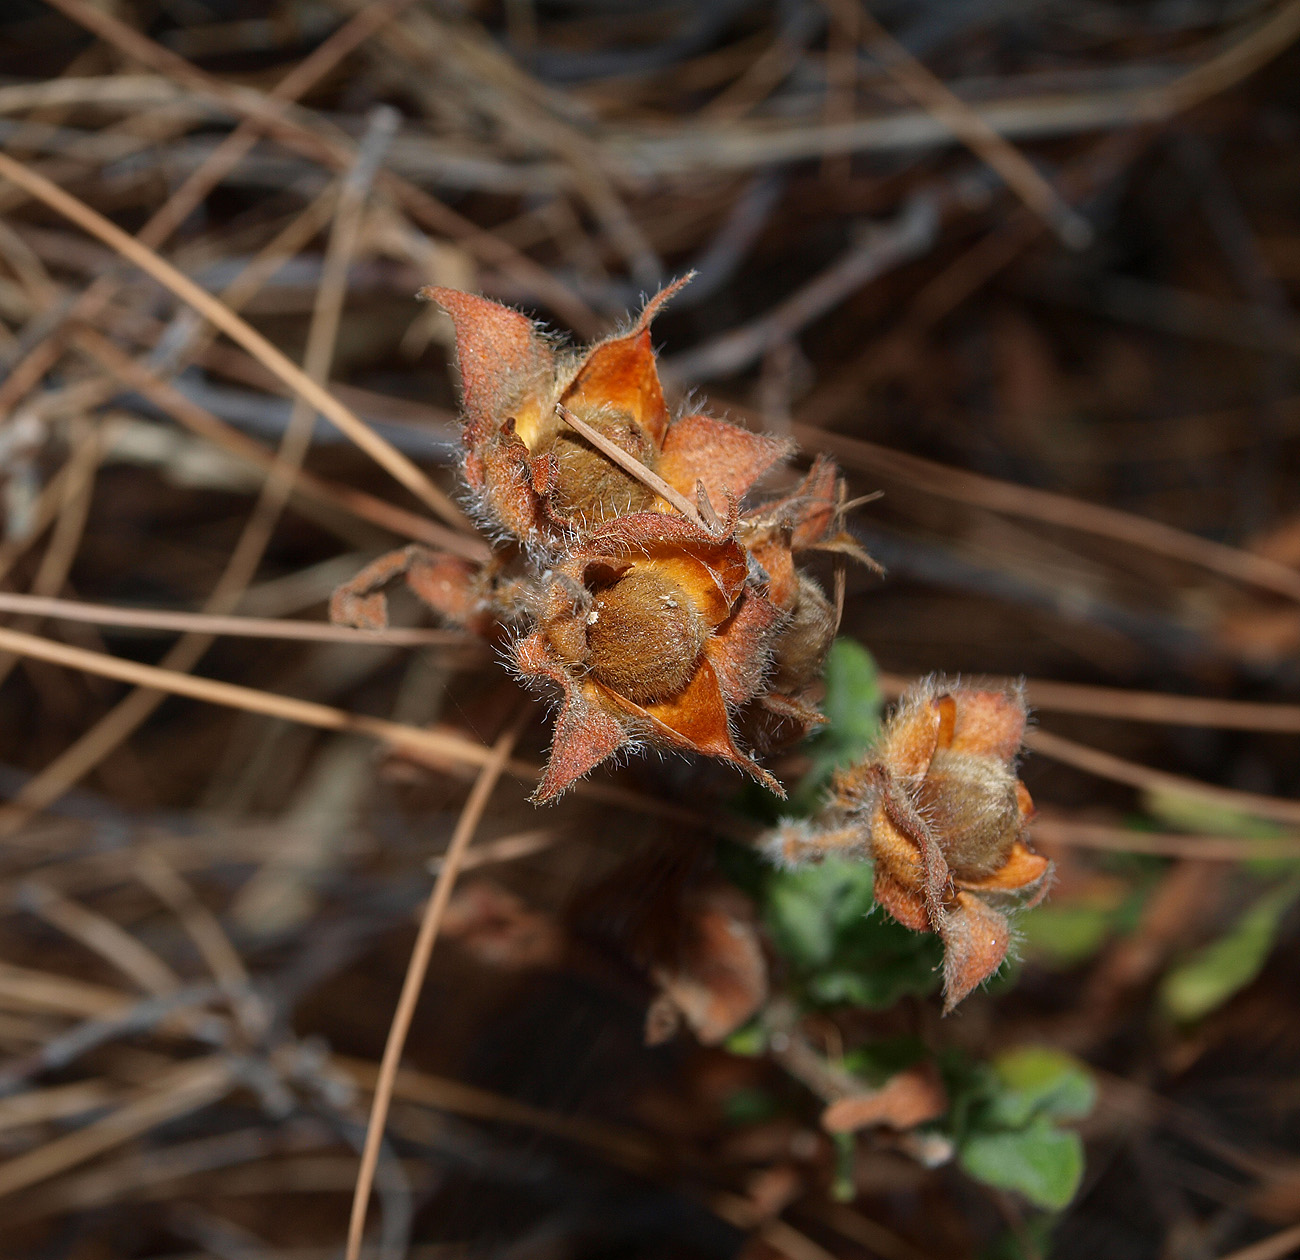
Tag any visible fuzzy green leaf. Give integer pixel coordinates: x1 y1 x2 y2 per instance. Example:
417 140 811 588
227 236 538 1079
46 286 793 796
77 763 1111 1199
764 857 877 970
959 1119 1085 1211
819 638 881 756
987 1047 1096 1127
763 857 941 1007
790 638 882 812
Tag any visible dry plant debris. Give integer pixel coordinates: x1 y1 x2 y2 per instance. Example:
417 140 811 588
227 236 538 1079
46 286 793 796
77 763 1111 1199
0 2 1298 1259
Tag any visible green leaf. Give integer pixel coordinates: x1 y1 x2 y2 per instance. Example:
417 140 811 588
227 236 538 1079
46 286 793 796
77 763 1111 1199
764 857 877 970
948 1047 1094 1209
831 1131 857 1202
988 1048 1096 1126
1142 789 1286 840
980 1213 1058 1260
723 1020 767 1058
842 1036 927 1087
790 639 882 813
959 1118 1085 1210
1017 903 1117 968
803 943 941 1009
763 857 942 1008
1159 876 1300 1022
820 638 881 755
723 1087 780 1126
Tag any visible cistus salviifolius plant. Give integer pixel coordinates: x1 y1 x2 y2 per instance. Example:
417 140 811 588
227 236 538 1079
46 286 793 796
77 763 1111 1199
331 280 1053 1012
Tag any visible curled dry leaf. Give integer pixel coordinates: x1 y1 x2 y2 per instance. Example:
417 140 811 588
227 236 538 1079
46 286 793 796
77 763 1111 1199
766 681 1052 1011
332 279 872 799
645 884 769 1047
820 1062 948 1134
440 880 566 970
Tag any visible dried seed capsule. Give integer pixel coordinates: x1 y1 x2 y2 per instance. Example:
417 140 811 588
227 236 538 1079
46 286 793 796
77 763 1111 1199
538 407 660 523
763 682 1051 1012
913 750 1022 880
423 280 791 545
769 572 835 696
586 565 708 704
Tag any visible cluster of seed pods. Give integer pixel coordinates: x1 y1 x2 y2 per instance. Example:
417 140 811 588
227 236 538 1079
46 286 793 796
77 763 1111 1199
333 277 863 802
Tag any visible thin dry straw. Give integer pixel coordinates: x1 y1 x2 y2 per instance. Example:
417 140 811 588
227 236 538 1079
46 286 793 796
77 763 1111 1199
0 591 473 647
344 711 527 1260
0 149 468 532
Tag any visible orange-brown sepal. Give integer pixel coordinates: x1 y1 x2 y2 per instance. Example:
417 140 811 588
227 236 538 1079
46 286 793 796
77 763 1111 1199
558 278 686 447
512 630 630 803
658 413 793 516
941 891 1014 1010
420 287 553 451
426 279 807 542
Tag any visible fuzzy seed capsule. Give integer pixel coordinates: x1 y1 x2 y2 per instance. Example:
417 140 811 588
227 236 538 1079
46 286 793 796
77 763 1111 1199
768 572 834 695
586 566 708 704
536 407 659 524
913 749 1022 880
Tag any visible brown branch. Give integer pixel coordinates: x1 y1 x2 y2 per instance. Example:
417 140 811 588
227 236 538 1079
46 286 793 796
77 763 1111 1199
1026 728 1300 827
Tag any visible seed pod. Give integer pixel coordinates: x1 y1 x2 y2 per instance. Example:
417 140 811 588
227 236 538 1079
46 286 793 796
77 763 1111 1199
764 681 1051 1012
913 749 1023 881
423 278 792 542
512 511 784 801
536 407 660 524
586 566 709 703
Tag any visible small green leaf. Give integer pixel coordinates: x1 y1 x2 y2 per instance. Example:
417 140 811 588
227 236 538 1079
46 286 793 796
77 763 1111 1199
1159 876 1300 1022
980 1213 1058 1260
724 1020 767 1058
1142 789 1285 841
764 857 877 970
959 1118 1085 1210
842 1036 927 1087
804 945 941 1009
988 1047 1096 1126
1018 903 1117 968
831 1131 857 1202
790 639 882 812
820 638 881 755
723 1087 780 1126
763 857 942 1007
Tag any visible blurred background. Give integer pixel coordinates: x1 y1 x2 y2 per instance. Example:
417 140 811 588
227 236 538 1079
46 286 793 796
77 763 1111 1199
1 1 1300 1257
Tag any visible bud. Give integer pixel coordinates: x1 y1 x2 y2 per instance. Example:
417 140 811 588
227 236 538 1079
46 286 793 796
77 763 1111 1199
741 457 875 749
